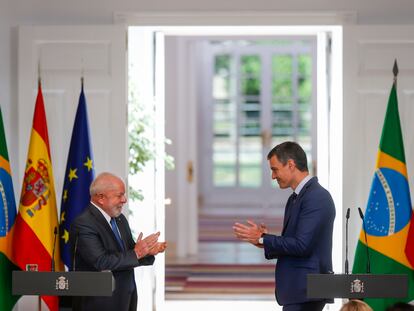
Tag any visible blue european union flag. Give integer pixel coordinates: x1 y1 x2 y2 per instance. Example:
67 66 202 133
59 86 94 269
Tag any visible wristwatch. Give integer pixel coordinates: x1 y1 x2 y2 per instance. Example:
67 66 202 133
258 233 265 244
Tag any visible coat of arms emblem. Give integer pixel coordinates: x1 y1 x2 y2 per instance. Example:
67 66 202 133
21 158 50 217
350 278 364 293
56 276 69 290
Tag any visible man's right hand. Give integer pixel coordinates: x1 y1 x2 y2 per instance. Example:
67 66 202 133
134 232 160 258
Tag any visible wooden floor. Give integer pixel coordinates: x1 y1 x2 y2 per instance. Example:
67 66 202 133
165 211 282 300
165 242 276 300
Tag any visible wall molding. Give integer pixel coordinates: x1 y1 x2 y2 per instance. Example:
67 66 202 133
114 10 357 26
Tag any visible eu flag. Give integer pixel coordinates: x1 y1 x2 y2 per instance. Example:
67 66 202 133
59 85 94 269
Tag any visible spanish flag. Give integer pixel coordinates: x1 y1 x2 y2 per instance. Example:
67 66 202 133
0 106 19 311
13 82 63 311
352 66 414 309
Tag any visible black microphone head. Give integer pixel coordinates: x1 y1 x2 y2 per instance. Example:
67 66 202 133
358 207 364 220
54 226 58 234
346 208 350 219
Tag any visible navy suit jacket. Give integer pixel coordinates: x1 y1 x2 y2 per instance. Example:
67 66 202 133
70 204 155 311
263 177 335 306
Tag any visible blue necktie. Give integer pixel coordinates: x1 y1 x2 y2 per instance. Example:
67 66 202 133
110 218 125 250
282 192 297 235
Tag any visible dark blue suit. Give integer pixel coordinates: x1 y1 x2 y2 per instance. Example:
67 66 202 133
263 177 335 309
70 204 155 311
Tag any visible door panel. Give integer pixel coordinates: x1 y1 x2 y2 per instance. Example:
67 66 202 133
18 25 127 205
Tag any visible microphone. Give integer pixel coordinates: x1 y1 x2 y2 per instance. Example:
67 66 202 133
345 208 350 274
51 226 58 272
358 207 371 273
72 232 79 271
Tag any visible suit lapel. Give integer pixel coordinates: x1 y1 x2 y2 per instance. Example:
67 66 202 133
88 204 124 250
281 177 317 235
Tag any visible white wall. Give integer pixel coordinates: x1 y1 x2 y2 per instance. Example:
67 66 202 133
1 1 413 178
2 0 414 275
0 2 412 178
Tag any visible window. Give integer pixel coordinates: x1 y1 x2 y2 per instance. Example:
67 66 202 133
208 39 316 191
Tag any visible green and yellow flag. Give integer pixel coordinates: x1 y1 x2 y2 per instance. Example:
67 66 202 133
0 106 20 311
352 71 414 309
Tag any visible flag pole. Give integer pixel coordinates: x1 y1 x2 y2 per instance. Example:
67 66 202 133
37 58 42 311
81 57 84 91
38 60 41 88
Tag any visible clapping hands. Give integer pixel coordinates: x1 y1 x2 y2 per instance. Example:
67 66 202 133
233 220 268 247
134 232 167 258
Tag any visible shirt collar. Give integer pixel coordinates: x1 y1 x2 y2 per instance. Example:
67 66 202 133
91 201 111 225
294 175 312 195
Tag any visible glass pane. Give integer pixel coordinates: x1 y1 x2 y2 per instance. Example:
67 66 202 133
241 78 260 96
239 136 262 187
240 55 261 96
272 110 293 136
272 55 292 74
213 99 235 137
240 99 261 137
213 55 231 99
298 108 311 135
298 55 312 76
213 139 236 187
272 55 293 104
297 135 313 173
298 55 312 104
214 54 230 75
272 78 292 103
241 55 261 74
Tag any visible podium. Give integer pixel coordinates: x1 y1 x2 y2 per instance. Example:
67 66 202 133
307 274 408 299
12 271 114 296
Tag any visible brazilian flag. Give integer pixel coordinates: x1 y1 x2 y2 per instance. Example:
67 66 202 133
352 78 414 309
0 106 20 311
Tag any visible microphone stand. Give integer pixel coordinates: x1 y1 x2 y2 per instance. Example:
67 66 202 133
72 232 79 271
51 226 57 272
358 207 371 273
345 208 350 274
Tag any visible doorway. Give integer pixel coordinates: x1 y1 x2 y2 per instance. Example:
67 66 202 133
127 24 343 311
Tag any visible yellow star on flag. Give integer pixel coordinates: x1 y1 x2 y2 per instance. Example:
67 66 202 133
84 156 93 172
68 168 78 182
63 189 68 203
61 211 66 222
62 229 69 244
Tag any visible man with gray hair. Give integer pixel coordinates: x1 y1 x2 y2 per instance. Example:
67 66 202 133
70 172 166 311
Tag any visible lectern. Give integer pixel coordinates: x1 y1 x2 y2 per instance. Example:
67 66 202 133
307 274 408 299
13 271 114 296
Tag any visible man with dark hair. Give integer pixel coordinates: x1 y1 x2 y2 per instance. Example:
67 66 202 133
267 141 309 171
233 141 335 311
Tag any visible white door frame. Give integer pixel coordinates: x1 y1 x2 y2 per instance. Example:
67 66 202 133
117 12 346 311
